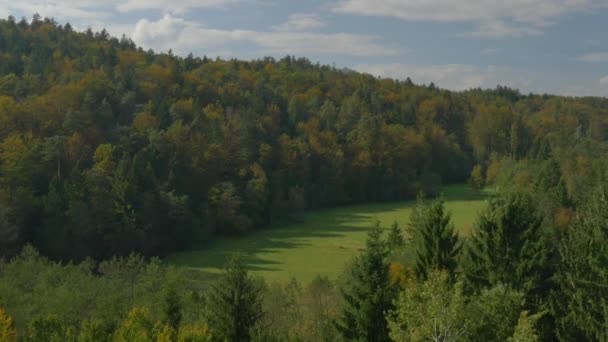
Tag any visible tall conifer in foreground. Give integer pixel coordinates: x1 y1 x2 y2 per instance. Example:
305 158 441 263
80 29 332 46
462 192 553 306
552 186 608 340
411 198 460 280
337 224 394 342
386 221 405 251
207 255 264 342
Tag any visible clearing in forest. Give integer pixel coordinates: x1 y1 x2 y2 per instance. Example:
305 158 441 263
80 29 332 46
166 184 489 283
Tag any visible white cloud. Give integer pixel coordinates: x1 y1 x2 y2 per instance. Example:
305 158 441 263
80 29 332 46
129 14 398 57
117 0 239 13
579 52 608 63
0 0 117 20
600 75 608 86
0 0 239 19
273 13 325 32
335 0 607 37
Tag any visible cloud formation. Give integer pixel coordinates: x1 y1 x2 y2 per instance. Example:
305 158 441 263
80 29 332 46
130 14 397 57
0 0 115 20
0 0 239 20
335 0 606 37
117 0 239 13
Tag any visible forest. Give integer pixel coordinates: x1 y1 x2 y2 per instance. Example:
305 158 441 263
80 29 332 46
0 15 607 341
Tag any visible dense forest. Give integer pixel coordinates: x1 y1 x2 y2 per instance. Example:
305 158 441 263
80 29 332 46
1 15 608 341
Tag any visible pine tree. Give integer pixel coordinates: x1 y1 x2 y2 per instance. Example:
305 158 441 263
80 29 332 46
207 255 264 342
462 192 553 305
552 185 608 340
412 199 460 280
386 221 405 251
336 225 394 341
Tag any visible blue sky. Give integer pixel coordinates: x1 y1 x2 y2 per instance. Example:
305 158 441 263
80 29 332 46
2 0 608 96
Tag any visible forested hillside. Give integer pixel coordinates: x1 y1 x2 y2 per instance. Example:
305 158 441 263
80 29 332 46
2 15 608 341
1 15 608 264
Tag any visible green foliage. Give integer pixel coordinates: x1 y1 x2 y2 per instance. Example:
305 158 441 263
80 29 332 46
24 315 67 342
462 192 553 304
387 270 468 342
469 164 484 189
177 324 211 342
163 286 182 332
7 16 600 261
466 285 525 342
411 198 460 280
207 256 264 342
386 221 405 251
114 308 155 342
552 185 608 340
0 15 607 341
168 184 487 283
77 319 114 342
260 276 341 341
336 225 394 341
507 311 544 342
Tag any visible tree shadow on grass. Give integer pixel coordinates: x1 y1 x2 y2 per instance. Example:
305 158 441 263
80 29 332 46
168 211 377 274
167 184 489 278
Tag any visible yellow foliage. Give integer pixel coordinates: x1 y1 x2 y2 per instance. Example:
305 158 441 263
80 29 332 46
0 307 17 342
114 308 154 342
153 323 175 342
485 154 505 185
133 112 160 133
178 323 211 342
93 143 116 173
389 262 408 287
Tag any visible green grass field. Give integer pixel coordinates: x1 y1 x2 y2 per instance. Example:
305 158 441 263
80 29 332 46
166 184 489 283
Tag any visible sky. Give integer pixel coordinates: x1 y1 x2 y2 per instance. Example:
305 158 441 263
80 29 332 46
3 0 608 97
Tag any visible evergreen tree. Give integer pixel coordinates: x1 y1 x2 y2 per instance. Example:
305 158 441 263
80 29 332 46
336 225 394 342
386 221 405 251
412 198 460 280
462 192 553 306
552 185 608 340
207 255 264 342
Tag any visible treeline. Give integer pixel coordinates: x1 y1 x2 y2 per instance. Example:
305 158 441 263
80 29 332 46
2 184 607 341
1 15 608 261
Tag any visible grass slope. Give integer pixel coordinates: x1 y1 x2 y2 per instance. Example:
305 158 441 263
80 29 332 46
167 184 488 283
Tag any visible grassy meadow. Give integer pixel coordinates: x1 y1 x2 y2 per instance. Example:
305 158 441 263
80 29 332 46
166 184 489 283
